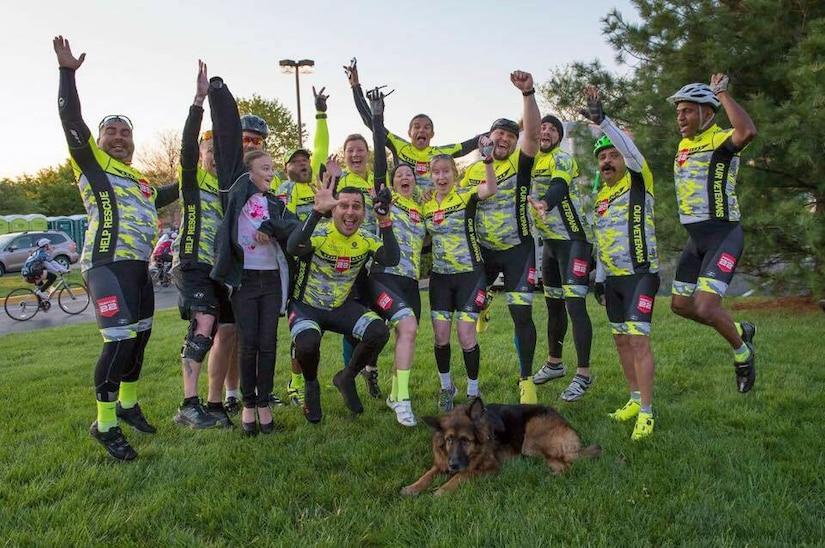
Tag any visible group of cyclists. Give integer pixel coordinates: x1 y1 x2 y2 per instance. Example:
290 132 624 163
51 35 757 461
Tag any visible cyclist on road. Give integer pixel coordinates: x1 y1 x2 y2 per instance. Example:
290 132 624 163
54 35 179 461
21 238 69 301
667 74 758 394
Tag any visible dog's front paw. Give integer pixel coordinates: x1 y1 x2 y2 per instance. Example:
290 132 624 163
400 485 420 497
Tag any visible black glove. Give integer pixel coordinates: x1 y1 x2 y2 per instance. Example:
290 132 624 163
315 93 327 113
366 87 384 117
593 282 606 306
579 95 605 125
373 186 392 217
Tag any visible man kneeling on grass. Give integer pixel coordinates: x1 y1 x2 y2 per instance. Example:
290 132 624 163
286 161 399 423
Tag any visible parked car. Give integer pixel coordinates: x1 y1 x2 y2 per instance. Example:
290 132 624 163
0 230 80 276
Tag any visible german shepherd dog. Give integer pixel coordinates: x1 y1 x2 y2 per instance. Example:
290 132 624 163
402 398 600 496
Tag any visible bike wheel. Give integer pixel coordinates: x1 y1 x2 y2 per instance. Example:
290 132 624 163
4 288 41 321
58 283 91 315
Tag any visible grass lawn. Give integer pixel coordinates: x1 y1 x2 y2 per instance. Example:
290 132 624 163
0 294 822 545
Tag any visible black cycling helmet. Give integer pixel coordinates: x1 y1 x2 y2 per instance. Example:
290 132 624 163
540 115 564 141
489 118 520 137
241 114 270 138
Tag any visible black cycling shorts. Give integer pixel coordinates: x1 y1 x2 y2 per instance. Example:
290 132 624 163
172 262 234 324
541 239 593 299
288 299 383 341
429 269 487 323
369 272 421 324
605 272 660 336
481 240 536 306
673 220 744 298
83 260 154 342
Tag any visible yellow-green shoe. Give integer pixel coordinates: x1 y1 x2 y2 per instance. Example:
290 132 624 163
519 378 538 404
631 411 654 441
608 399 640 422
475 294 493 333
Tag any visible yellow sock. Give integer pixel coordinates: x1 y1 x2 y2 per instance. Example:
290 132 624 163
396 370 411 401
119 381 137 409
97 401 118 432
735 322 743 336
390 372 398 402
291 372 305 389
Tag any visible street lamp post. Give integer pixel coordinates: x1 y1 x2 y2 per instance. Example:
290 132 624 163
279 58 315 148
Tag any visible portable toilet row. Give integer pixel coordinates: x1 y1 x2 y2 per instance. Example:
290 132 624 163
46 215 88 250
0 213 48 234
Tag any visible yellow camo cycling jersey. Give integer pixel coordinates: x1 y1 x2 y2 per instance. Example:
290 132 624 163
337 171 376 234
531 147 590 242
460 149 532 251
173 166 222 268
371 192 426 280
292 223 384 310
386 131 463 192
423 186 482 275
674 124 742 224
593 160 659 277
71 136 158 271
276 179 316 221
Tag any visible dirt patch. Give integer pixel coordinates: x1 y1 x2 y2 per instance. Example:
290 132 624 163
729 296 823 313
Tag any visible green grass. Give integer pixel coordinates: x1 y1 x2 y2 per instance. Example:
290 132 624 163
1 295 822 545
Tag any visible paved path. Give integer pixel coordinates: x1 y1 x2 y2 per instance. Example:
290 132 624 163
0 285 179 337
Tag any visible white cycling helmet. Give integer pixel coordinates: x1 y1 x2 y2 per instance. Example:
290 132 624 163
37 238 50 248
667 83 721 110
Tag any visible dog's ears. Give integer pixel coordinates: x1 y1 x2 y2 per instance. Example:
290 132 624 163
422 416 442 431
485 411 506 434
467 397 485 421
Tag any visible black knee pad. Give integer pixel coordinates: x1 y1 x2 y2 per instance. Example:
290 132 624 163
294 330 322 359
181 317 215 362
361 320 390 348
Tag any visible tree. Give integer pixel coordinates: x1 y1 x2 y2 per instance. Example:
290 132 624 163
540 0 825 295
0 179 37 215
237 94 303 161
137 129 182 230
0 161 82 216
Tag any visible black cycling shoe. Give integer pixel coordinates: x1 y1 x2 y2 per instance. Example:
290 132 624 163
360 368 383 399
173 400 219 429
333 370 364 414
116 402 157 433
90 422 137 461
303 380 322 424
223 397 241 416
268 393 286 408
735 342 756 393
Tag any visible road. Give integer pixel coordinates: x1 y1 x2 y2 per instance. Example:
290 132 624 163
0 284 179 337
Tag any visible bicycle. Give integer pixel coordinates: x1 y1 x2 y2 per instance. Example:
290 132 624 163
4 273 90 321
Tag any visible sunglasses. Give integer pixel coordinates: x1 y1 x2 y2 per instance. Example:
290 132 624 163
98 115 133 130
200 130 213 143
242 136 264 146
430 153 452 162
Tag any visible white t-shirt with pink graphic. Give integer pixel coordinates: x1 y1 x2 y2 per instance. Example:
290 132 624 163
238 193 284 270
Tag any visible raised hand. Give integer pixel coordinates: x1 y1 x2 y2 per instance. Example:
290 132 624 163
313 86 329 112
196 60 209 100
710 73 729 95
579 85 605 124
478 135 494 163
510 70 534 93
527 195 548 220
373 184 393 217
325 154 343 179
52 35 85 70
366 86 393 116
343 57 359 87
313 171 340 214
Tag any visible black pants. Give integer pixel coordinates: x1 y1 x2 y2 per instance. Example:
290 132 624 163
231 269 282 408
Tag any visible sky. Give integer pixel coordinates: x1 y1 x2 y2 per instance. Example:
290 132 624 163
0 0 638 179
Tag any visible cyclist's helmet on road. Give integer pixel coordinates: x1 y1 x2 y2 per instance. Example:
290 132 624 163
593 135 614 157
241 114 270 138
37 238 50 248
667 83 721 111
